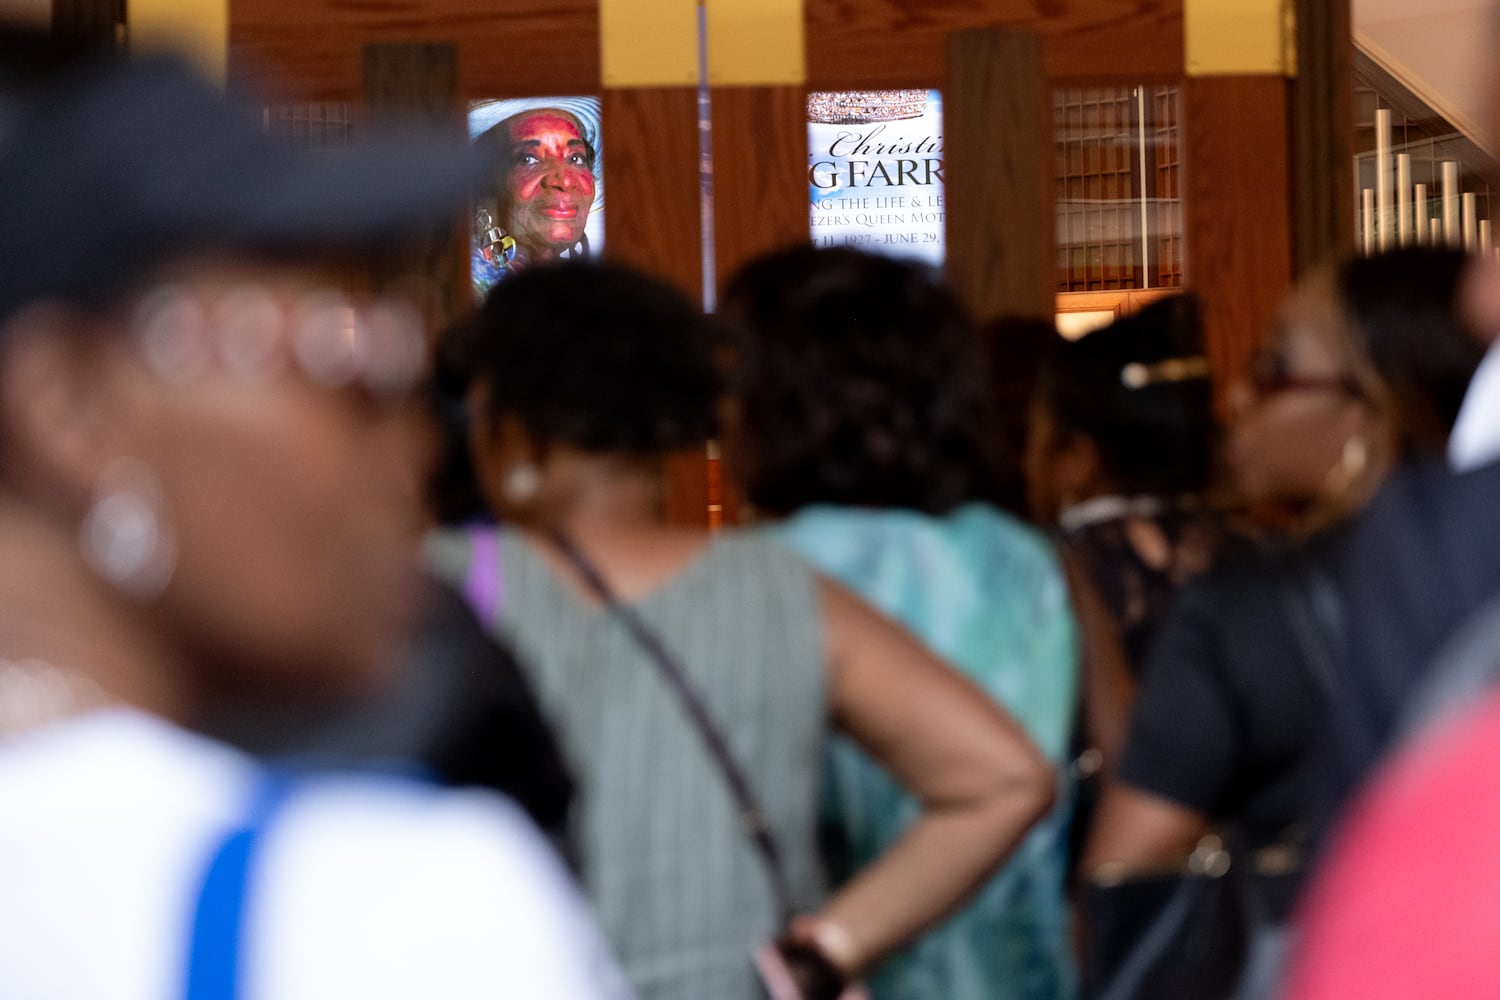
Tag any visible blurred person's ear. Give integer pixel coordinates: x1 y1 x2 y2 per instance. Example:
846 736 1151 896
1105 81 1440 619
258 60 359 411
0 306 136 514
1052 432 1103 507
468 406 543 520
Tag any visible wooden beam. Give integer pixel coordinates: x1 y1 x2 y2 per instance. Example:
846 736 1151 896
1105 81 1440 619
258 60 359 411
230 0 1185 102
234 0 600 101
364 41 458 122
1290 0 1353 273
604 89 707 526
807 0 1182 88
362 43 468 332
1184 75 1293 393
600 87 703 300
711 86 808 292
945 29 1054 322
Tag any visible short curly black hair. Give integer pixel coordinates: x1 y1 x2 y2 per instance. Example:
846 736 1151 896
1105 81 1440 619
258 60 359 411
721 246 1000 516
1035 294 1216 498
443 260 721 456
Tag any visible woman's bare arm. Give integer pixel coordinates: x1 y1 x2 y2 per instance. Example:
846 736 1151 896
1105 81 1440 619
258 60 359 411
805 576 1055 975
1059 549 1137 773
1080 782 1209 875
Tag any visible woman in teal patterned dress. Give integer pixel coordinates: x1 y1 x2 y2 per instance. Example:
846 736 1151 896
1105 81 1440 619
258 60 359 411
722 247 1080 1000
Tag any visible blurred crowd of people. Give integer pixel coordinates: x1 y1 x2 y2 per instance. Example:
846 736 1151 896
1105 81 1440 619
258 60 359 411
4 21 1500 1000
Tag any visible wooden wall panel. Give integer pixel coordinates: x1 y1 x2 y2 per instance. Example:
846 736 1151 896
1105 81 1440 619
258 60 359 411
600 88 703 301
223 0 1337 524
363 43 469 333
232 0 599 101
1184 76 1293 396
945 30 1054 323
662 451 711 527
364 42 458 119
231 0 1183 102
1291 0 1353 273
710 86 809 292
1042 17 1183 84
602 89 708 525
806 0 1183 87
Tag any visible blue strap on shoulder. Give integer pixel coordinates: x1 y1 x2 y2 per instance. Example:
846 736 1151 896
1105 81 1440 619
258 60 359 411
184 773 298 1000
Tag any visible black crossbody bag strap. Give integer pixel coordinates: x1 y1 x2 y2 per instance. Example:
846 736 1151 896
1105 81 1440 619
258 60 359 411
543 526 797 926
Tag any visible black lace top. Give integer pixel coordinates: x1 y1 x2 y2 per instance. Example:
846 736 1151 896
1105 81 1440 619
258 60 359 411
1059 497 1232 673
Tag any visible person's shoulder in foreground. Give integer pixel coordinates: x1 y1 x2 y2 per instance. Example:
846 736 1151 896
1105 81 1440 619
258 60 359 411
0 708 631 1000
1283 688 1500 1000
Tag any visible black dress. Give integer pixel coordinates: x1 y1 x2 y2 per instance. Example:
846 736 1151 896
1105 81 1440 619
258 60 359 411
1117 542 1335 918
1315 456 1500 826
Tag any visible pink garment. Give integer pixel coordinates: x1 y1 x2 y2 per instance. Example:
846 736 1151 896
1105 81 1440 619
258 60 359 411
1284 689 1500 999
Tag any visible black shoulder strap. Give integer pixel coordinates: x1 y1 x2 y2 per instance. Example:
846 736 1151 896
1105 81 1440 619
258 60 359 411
542 526 796 926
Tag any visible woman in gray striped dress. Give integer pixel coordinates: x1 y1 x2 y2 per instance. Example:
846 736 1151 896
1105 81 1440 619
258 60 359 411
429 260 1056 1000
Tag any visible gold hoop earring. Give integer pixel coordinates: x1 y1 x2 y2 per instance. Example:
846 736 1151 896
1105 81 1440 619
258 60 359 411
1320 434 1369 506
1340 436 1369 478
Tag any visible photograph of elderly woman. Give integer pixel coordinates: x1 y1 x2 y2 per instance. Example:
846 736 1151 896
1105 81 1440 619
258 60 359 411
470 97 604 297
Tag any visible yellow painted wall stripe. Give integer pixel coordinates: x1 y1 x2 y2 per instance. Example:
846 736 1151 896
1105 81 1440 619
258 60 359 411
1185 0 1296 77
706 0 805 86
128 0 227 82
600 0 700 88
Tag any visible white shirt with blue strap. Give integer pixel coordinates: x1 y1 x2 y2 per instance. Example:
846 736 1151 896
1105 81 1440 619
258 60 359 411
0 708 632 1000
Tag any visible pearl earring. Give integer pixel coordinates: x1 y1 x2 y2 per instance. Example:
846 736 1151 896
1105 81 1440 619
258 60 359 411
502 463 542 505
79 458 176 602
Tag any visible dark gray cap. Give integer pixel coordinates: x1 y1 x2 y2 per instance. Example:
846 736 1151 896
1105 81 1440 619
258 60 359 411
0 35 484 322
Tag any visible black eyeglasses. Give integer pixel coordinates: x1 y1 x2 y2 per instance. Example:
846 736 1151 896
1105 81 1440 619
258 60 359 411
1248 349 1362 401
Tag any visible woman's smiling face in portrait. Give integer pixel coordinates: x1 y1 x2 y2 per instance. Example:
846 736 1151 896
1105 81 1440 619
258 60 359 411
497 110 596 263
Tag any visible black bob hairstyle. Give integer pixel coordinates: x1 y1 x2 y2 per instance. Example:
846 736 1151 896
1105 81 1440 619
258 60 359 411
441 259 722 458
721 245 1000 517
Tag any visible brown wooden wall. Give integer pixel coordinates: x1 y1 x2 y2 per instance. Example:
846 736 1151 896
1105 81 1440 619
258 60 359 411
599 88 702 297
1184 76 1295 397
231 0 1185 101
228 0 1203 320
225 0 1325 520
